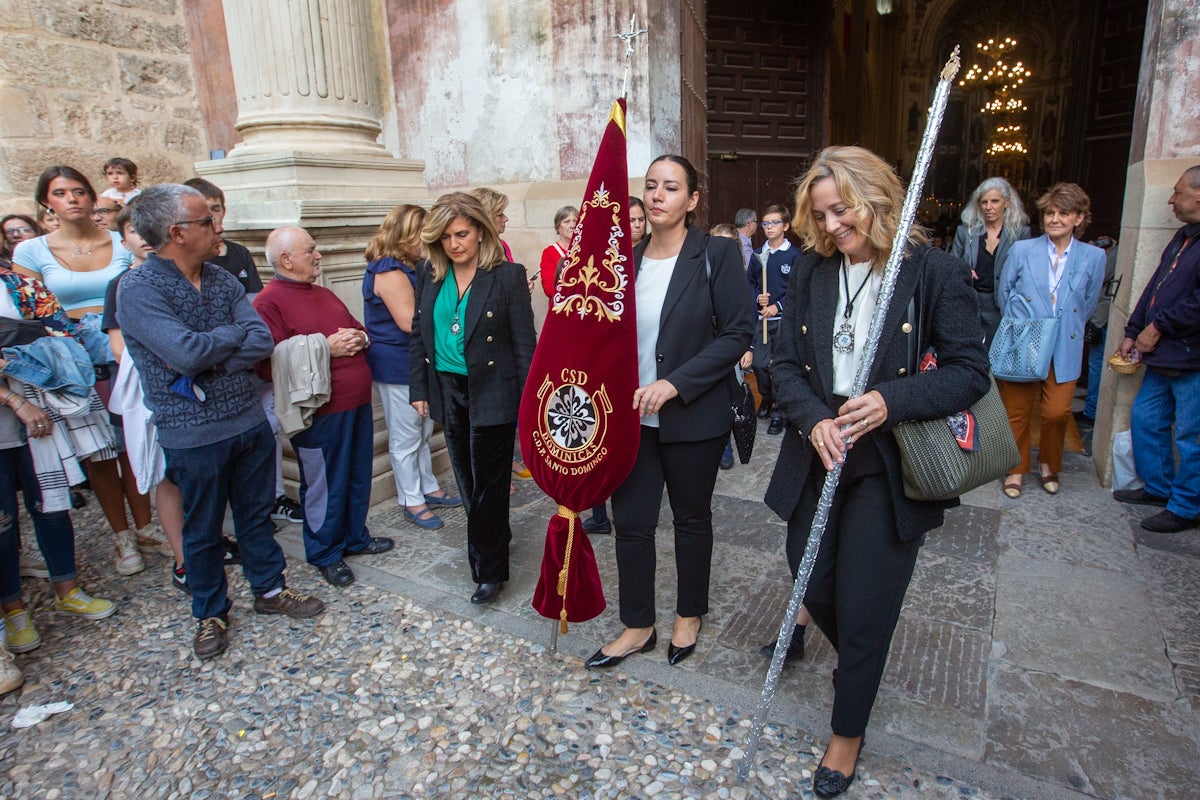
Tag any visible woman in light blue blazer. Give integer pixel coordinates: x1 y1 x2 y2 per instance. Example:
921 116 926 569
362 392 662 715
996 183 1105 498
952 177 1030 346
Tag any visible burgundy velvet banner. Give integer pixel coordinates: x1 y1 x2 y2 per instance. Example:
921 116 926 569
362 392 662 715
520 99 640 631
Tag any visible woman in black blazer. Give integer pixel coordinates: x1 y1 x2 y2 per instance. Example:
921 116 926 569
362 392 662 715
765 146 989 798
585 155 753 670
409 192 536 605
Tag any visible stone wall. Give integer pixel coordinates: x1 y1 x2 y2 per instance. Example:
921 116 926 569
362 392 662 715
0 0 207 213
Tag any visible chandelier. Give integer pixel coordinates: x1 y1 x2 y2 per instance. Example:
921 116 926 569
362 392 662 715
959 37 1032 162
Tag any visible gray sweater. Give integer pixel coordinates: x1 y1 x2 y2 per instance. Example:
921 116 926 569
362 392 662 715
117 253 274 449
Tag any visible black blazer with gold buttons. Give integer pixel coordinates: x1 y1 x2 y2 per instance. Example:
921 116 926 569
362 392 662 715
409 261 537 427
764 244 990 540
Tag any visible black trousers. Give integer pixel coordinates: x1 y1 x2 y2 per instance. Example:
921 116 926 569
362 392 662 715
752 322 779 413
438 373 514 584
786 433 921 737
611 426 726 628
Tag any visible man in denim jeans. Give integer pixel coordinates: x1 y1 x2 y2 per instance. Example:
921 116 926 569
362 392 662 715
119 185 324 659
1114 166 1200 533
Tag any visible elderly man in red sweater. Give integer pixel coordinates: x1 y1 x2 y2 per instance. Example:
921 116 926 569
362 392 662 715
254 226 394 586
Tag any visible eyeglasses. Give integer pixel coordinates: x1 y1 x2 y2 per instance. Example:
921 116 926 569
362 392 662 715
4 226 35 237
172 216 215 229
762 220 786 228
92 208 119 216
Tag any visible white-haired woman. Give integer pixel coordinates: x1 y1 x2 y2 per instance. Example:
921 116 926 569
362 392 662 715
951 177 1030 345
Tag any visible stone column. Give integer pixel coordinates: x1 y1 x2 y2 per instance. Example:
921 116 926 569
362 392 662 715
222 0 386 156
195 0 432 504
1093 0 1200 481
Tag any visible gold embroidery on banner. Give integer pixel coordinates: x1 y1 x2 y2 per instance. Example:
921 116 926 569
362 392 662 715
552 186 628 322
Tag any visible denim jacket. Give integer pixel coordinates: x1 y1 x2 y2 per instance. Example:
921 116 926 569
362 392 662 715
1 336 96 396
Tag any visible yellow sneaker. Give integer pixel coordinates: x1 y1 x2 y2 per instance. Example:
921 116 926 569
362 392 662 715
55 588 116 620
3 609 41 653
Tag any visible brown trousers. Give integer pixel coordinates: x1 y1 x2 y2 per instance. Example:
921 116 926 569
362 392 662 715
998 364 1076 473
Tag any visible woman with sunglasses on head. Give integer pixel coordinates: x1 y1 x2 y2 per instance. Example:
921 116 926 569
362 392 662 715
12 166 159 579
586 155 753 670
766 146 988 797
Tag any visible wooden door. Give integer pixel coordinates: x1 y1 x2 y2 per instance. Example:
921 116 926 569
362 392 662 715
705 0 828 233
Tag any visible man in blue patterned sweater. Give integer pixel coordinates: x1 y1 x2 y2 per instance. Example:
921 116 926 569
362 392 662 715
119 184 324 660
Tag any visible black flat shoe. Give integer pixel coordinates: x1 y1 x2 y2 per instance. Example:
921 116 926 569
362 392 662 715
318 559 355 586
759 625 805 663
344 536 395 556
667 618 702 666
766 417 785 435
585 629 657 669
813 765 856 798
470 582 504 604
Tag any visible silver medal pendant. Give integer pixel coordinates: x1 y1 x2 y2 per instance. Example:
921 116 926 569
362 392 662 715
450 313 461 336
833 321 855 354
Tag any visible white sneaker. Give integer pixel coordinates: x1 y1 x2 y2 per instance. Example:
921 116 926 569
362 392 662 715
135 524 172 557
0 645 22 696
18 552 49 579
114 530 145 576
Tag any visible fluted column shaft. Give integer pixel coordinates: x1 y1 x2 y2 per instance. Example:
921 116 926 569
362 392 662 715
222 0 384 154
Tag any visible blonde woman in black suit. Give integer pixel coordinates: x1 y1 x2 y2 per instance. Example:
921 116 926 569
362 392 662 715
585 155 754 670
766 146 989 798
409 193 536 606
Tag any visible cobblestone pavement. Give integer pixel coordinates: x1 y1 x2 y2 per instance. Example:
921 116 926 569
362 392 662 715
1 498 999 800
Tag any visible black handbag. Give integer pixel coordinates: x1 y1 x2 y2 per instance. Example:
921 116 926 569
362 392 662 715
730 375 756 464
0 317 48 349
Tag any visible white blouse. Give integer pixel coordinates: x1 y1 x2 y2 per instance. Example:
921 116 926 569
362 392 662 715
832 258 882 397
635 255 677 428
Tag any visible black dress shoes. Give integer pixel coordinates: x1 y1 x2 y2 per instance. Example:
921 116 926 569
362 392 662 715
667 618 702 666
813 765 856 798
345 536 396 556
585 629 657 669
759 625 805 663
1140 509 1200 532
582 516 612 535
470 582 504 604
767 417 785 435
1113 488 1169 507
318 559 355 586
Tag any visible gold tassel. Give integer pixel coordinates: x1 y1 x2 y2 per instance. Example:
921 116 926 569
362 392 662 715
555 506 579 632
560 609 569 635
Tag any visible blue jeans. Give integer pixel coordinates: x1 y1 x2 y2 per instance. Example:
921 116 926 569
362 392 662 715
0 444 76 604
1131 367 1200 519
290 404 373 567
1083 328 1106 419
164 421 287 620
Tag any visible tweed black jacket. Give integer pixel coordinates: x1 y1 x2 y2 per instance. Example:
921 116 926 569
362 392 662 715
764 245 990 540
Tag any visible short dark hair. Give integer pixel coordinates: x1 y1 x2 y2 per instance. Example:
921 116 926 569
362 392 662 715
115 203 137 236
36 165 97 207
103 157 139 185
762 204 789 221
734 208 757 227
183 177 225 206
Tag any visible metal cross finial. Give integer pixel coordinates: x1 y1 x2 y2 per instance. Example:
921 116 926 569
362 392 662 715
614 14 648 98
614 13 648 55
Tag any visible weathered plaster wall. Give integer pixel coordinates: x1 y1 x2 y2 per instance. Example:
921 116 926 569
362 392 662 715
385 0 657 189
0 0 207 212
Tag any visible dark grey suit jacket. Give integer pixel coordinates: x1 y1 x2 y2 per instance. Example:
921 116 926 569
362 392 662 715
633 227 754 443
409 261 537 427
764 245 990 540
951 223 1030 319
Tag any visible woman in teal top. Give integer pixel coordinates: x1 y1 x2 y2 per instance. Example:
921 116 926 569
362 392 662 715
409 192 536 606
12 166 154 582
